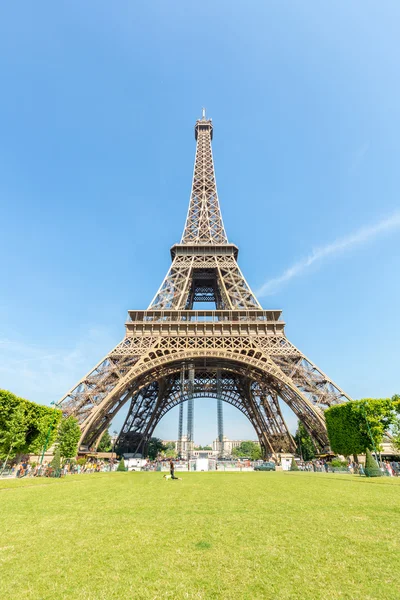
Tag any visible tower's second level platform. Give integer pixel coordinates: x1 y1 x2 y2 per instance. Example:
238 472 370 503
125 309 285 337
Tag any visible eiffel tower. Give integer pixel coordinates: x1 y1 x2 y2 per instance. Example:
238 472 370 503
57 111 351 457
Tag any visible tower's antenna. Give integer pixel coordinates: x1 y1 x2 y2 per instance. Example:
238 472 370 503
202 107 206 120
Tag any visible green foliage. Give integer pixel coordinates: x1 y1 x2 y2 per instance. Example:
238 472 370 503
117 458 126 472
232 441 261 460
56 416 81 459
77 457 86 467
239 441 257 456
162 441 177 458
294 421 316 461
290 457 299 471
330 459 347 468
147 437 166 460
0 389 62 460
97 429 112 452
0 400 27 462
250 445 262 460
325 398 399 456
23 399 62 454
390 394 400 452
364 448 382 478
165 447 177 459
197 445 212 450
392 421 400 453
51 447 61 471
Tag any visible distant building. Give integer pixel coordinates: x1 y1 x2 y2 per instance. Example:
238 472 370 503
162 436 216 460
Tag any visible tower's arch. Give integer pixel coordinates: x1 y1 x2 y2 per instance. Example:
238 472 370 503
75 349 330 457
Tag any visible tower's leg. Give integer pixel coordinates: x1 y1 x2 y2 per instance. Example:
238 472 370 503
217 399 224 457
217 367 224 457
187 365 195 459
177 365 185 458
177 403 184 457
260 390 297 453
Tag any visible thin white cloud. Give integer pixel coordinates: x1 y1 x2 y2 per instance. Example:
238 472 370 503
257 210 400 296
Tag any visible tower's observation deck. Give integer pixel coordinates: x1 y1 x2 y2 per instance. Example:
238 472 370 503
170 243 239 259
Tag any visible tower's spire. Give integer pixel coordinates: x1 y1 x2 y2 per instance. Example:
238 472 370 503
181 113 228 244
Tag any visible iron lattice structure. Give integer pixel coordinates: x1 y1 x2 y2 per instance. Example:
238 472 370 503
57 112 351 457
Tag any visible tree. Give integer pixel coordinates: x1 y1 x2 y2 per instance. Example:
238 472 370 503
294 421 316 461
117 458 126 472
0 403 27 472
0 390 62 461
290 457 299 471
392 421 400 453
23 399 61 455
51 447 61 471
325 398 399 457
250 445 262 460
97 429 112 452
165 447 177 459
391 395 400 453
56 416 81 460
364 448 381 478
232 441 261 460
147 437 166 460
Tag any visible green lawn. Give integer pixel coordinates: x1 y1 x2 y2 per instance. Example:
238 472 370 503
0 472 399 600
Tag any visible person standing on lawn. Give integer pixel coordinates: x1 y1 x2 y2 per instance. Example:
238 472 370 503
169 459 179 480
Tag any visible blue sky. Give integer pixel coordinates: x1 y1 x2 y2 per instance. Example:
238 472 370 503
1 2 399 444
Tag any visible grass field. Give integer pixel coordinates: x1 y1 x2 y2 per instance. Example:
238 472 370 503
0 472 399 600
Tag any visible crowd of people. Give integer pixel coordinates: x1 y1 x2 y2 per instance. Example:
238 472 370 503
9 458 115 478
296 460 329 472
296 458 400 476
3 456 400 478
381 460 399 476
